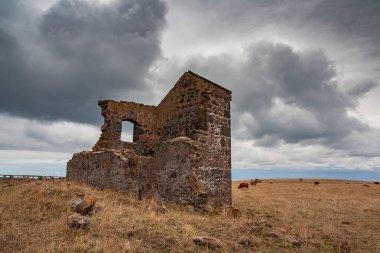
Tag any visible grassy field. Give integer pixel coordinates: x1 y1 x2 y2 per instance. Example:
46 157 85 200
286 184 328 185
1 178 379 252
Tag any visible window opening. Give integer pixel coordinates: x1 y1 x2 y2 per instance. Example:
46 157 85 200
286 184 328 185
121 120 134 142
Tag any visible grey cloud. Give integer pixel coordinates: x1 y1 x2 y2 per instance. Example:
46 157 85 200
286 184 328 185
184 41 376 148
166 0 380 78
0 113 99 152
307 1 380 41
0 0 166 124
0 1 20 21
342 80 377 99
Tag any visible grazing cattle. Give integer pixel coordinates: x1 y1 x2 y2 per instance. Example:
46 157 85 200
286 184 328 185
345 182 350 184
250 181 257 186
238 182 249 189
299 178 303 181
374 181 379 185
269 181 273 184
363 184 370 188
314 181 320 186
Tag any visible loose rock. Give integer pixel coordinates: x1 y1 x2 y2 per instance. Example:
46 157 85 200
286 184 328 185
264 232 280 238
286 236 303 247
193 236 222 249
238 236 255 247
77 196 96 215
69 197 82 212
69 196 96 215
67 213 89 229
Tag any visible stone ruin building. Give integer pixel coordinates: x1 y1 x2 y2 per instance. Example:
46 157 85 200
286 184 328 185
67 71 232 209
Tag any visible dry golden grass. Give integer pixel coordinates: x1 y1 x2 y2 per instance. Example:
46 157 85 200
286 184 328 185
1 178 379 252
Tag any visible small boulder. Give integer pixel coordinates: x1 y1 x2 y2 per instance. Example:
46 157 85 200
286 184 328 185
77 196 96 215
238 236 255 247
67 213 89 229
69 196 95 215
286 236 303 247
264 232 280 238
193 236 222 249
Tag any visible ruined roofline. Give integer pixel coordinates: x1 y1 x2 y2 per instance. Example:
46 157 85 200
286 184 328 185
187 70 232 95
156 70 231 109
97 71 230 109
98 100 157 109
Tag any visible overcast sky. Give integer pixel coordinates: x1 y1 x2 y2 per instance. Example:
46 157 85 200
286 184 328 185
1 0 380 177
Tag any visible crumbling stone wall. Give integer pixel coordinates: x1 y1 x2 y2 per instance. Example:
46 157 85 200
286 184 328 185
93 101 156 155
67 71 232 209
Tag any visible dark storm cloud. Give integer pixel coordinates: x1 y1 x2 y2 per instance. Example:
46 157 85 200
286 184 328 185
184 41 376 148
161 0 380 157
307 0 380 42
0 0 166 124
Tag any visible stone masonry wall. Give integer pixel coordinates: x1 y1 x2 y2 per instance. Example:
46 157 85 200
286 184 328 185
93 101 156 156
67 71 232 209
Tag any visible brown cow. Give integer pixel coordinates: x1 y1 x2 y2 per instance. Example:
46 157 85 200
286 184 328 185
363 184 370 188
314 181 320 186
374 181 379 185
250 181 257 186
238 182 249 189
299 178 303 181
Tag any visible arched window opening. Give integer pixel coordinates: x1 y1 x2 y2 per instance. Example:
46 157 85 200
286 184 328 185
121 120 134 142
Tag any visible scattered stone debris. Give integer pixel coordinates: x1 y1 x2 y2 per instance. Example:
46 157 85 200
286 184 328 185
286 236 303 247
264 232 280 238
67 213 90 229
77 196 96 215
69 197 83 212
69 196 95 215
67 195 96 229
193 236 222 249
238 236 255 247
